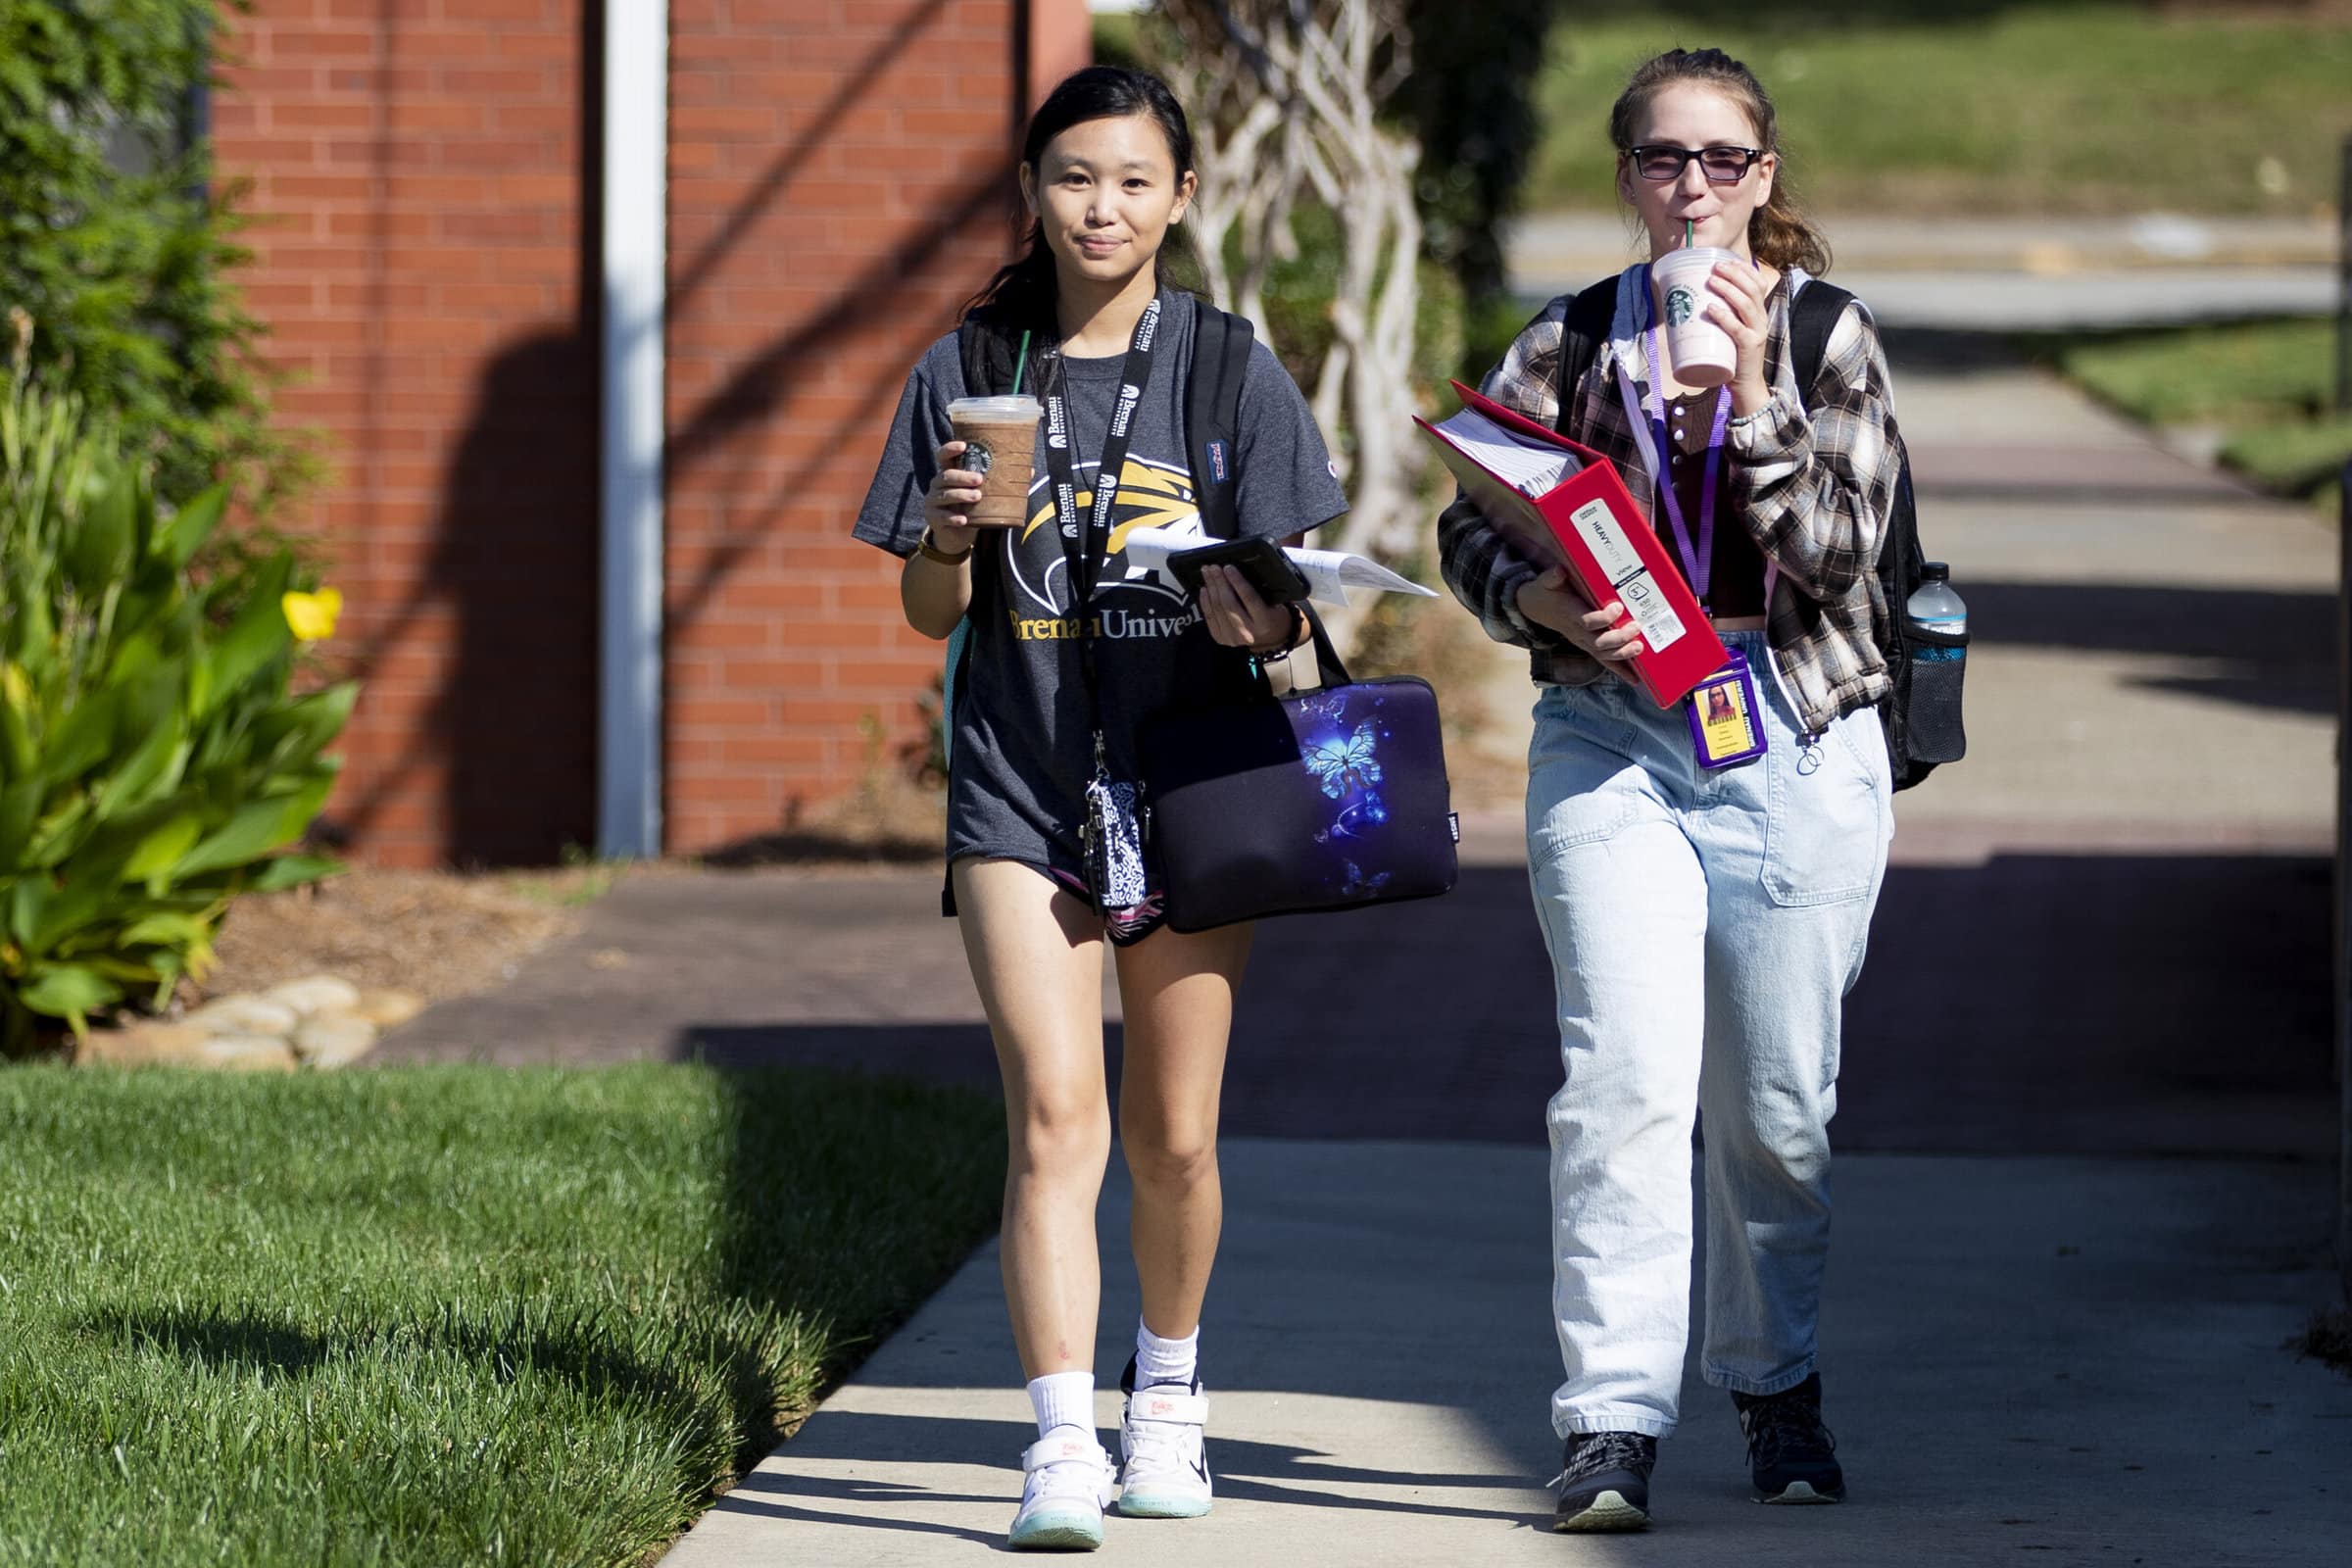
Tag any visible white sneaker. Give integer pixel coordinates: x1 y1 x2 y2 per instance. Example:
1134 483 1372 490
1117 1379 1213 1518
1008 1428 1115 1550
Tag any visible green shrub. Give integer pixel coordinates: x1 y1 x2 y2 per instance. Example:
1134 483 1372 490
0 0 315 517
0 375 349 1054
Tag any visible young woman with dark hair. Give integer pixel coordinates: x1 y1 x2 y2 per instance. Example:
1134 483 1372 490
1440 47 1902 1532
854 65 1348 1551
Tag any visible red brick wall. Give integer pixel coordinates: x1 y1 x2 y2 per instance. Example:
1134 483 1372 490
216 1 1086 864
1030 0 1091 107
215 0 598 869
663 0 1082 856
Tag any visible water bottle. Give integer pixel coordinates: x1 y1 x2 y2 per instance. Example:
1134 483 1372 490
1906 563 1966 657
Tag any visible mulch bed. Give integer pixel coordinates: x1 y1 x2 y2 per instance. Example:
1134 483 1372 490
194 866 602 1008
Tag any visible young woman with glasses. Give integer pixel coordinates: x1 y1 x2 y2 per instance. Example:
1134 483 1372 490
1438 47 1903 1531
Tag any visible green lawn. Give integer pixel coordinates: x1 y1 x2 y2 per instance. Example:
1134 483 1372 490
2025 317 2352 505
0 1063 1004 1566
1530 4 2352 216
2045 317 2338 427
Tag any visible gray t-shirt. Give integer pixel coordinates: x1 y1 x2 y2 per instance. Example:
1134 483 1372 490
855 291 1348 881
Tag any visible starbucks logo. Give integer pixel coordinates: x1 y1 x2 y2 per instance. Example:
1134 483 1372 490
1664 286 1696 327
963 440 994 477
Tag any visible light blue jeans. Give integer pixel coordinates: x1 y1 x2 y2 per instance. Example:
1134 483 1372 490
1526 630 1891 1441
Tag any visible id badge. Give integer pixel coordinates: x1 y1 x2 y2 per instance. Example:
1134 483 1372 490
1686 648 1768 770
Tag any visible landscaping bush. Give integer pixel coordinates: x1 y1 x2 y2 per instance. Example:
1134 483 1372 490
0 0 313 516
0 372 348 1054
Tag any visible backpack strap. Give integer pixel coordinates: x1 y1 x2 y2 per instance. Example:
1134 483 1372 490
1550 277 1618 433
1185 303 1254 540
1787 278 1852 400
1788 279 1920 567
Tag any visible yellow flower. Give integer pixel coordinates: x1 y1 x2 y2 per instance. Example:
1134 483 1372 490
281 587 343 643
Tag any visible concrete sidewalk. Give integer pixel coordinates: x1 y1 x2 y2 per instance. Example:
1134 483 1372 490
663 1145 2352 1566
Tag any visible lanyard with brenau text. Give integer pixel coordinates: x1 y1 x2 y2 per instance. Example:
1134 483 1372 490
1041 293 1162 765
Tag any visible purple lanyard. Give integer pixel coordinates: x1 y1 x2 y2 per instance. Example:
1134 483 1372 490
1642 319 1732 610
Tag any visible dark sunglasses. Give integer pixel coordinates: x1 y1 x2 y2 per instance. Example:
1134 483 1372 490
1625 144 1765 184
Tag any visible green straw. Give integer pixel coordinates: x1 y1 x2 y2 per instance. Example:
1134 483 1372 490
1010 329 1032 396
1685 220 1693 247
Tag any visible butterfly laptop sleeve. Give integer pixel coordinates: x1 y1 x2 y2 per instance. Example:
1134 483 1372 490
1138 675 1458 933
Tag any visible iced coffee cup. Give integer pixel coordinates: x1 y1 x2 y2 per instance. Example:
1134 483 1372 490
947 395 1043 528
1651 246 1738 388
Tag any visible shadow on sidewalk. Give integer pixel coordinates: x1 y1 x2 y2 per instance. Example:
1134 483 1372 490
669 852 2332 1158
710 1410 1531 1536
1962 579 2333 716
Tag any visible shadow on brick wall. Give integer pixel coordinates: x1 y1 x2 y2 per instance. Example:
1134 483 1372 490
339 4 1019 863
331 8 609 865
655 3 1017 849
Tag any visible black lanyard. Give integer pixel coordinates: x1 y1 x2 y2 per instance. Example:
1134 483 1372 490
1039 293 1162 734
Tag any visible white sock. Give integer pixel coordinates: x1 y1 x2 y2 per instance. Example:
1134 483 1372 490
1135 1320 1199 1390
1027 1371 1095 1439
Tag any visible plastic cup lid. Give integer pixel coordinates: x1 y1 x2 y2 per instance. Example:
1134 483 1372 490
948 396 1043 419
1655 245 1736 275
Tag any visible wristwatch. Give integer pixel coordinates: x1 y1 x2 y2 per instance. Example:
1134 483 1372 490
917 525 972 565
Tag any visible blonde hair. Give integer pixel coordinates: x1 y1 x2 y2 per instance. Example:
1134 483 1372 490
1608 47 1832 276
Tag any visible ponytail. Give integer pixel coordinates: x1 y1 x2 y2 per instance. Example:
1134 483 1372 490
1747 178 1832 278
1607 48 1832 276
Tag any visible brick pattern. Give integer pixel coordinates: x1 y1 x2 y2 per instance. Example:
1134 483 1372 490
214 0 596 868
662 0 1049 855
215 1 1083 863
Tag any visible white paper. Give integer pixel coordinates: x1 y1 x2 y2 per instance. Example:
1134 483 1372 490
1118 525 1439 608
1423 405 1585 498
1119 525 1200 585
1285 547 1440 608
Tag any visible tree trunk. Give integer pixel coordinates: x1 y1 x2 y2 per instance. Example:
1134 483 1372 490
1158 1 1427 649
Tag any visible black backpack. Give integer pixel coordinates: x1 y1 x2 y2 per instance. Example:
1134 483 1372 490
1552 277 1965 789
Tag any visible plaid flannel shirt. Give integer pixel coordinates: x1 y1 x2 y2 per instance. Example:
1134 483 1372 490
1436 267 1901 737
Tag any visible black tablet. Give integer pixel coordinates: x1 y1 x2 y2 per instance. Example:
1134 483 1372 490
1168 537 1311 604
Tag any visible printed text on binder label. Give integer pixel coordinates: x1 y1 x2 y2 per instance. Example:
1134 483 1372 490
1570 499 1686 651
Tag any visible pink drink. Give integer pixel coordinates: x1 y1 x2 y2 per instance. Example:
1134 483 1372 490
1651 247 1738 388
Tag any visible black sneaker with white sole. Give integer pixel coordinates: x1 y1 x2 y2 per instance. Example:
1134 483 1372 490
1731 1372 1844 1503
1549 1430 1655 1532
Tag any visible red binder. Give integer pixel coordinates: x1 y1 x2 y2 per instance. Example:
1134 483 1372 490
1414 380 1727 709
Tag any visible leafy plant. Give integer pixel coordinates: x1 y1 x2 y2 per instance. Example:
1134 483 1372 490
0 0 316 516
0 373 349 1054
